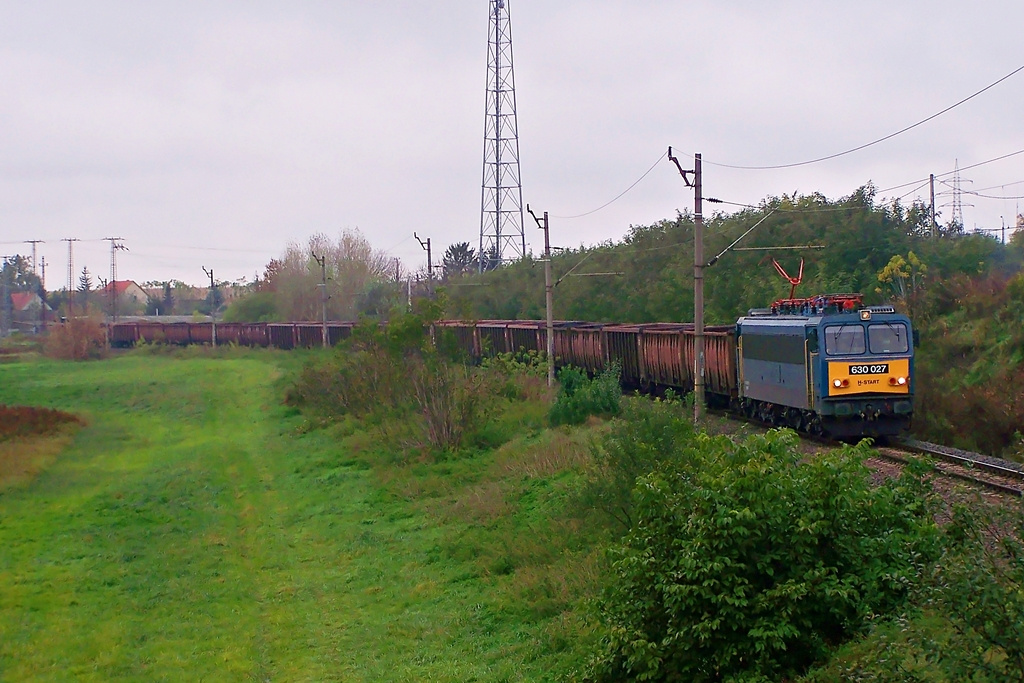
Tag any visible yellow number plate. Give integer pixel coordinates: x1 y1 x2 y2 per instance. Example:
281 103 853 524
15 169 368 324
827 358 910 395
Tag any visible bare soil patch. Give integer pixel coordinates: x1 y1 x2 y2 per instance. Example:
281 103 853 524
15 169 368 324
0 405 83 488
0 404 82 441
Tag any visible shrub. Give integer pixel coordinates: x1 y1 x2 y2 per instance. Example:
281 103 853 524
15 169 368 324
286 310 512 453
580 392 694 532
43 317 107 360
803 501 1024 682
927 503 1024 681
549 364 622 426
585 432 942 682
410 359 491 451
480 350 548 402
221 291 277 322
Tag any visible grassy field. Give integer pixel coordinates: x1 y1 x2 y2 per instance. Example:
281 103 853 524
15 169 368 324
0 350 595 681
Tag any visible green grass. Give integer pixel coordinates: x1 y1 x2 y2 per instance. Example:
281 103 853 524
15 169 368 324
0 352 597 681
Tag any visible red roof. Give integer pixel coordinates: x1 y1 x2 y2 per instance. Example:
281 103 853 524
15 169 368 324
100 280 138 295
10 292 35 311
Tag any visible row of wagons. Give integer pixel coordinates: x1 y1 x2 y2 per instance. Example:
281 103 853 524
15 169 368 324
108 321 356 349
434 320 738 398
109 319 740 399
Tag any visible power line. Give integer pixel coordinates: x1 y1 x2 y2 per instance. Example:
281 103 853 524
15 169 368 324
553 150 668 219
700 63 1024 171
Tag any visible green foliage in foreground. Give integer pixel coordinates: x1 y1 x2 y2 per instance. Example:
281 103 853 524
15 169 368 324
6 350 1024 681
585 431 944 682
287 311 550 454
548 364 622 426
580 393 695 532
804 501 1024 682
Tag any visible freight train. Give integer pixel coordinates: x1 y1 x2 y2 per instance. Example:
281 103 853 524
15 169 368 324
108 292 916 438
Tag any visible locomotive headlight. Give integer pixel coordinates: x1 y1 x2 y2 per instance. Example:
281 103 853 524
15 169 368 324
897 376 907 386
833 379 843 388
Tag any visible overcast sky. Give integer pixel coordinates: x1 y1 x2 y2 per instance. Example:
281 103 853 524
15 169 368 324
2 1 1023 288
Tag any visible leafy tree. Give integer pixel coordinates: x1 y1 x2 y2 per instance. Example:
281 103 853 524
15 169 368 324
222 291 276 322
269 230 394 321
876 251 927 314
259 258 285 292
1 255 41 292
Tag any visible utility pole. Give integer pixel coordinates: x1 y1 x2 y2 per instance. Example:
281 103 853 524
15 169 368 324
0 255 11 338
25 241 45 331
929 173 936 237
528 205 555 388
104 237 127 322
668 147 705 423
414 233 433 294
312 252 328 349
202 266 217 347
62 238 79 317
39 256 47 327
25 240 43 277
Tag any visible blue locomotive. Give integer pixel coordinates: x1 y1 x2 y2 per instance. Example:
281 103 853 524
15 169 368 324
736 294 915 437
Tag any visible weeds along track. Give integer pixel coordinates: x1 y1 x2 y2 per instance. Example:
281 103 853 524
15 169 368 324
877 439 1024 499
710 407 1024 500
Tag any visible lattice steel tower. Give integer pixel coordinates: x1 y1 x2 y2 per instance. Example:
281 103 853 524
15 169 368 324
479 0 525 271
951 159 964 229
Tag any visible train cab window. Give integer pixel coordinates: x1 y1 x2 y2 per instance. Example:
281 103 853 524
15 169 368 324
868 323 909 354
824 324 865 355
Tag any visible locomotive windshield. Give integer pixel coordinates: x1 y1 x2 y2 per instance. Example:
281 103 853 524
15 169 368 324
868 323 909 353
824 324 865 355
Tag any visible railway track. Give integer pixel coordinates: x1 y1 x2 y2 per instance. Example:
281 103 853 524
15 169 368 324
709 408 1024 499
880 438 1024 498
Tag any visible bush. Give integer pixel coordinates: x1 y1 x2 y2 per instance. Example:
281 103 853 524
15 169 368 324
585 431 942 682
580 393 694 532
410 358 491 451
222 291 278 322
43 318 107 360
803 502 1024 682
287 310 521 454
549 364 622 426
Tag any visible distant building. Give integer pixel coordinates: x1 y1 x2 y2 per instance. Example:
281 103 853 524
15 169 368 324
10 291 52 330
11 291 44 313
99 280 148 304
97 280 148 316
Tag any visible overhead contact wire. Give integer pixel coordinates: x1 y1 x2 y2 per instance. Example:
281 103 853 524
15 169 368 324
703 63 1024 170
553 150 667 219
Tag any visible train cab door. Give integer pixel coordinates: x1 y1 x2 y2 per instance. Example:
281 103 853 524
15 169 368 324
806 326 820 411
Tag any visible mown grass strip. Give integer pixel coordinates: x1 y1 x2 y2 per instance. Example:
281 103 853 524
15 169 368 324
0 353 597 681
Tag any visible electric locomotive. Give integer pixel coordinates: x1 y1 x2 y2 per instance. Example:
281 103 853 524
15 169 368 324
735 293 916 438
